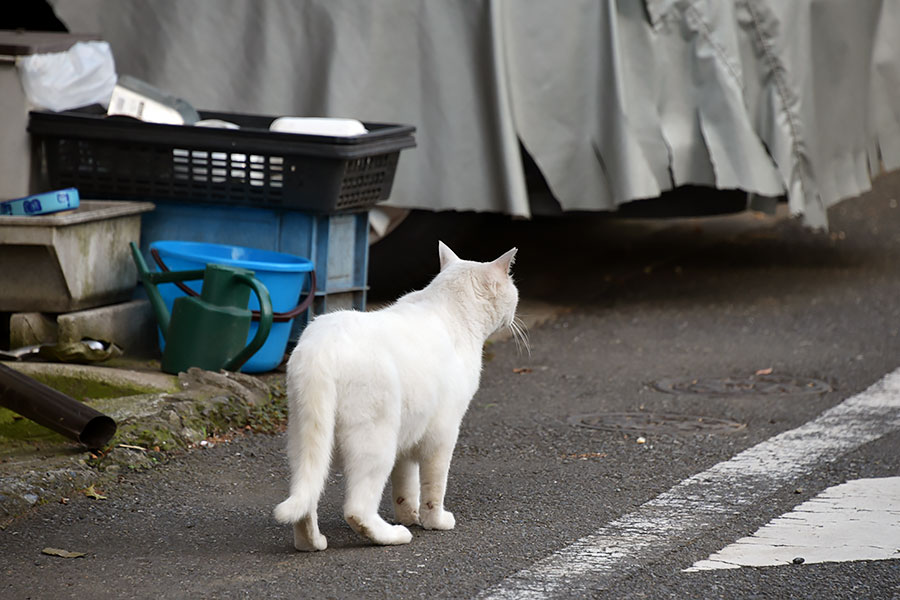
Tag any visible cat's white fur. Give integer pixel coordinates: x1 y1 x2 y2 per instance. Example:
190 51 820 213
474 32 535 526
274 241 519 550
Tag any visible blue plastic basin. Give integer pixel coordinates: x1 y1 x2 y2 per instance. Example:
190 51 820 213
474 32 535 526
149 240 314 373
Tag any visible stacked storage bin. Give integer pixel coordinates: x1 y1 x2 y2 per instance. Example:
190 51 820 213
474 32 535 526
28 108 416 344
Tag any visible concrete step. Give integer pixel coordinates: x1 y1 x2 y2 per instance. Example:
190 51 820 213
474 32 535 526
9 299 157 357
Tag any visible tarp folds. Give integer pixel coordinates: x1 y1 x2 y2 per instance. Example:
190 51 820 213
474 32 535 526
53 0 900 228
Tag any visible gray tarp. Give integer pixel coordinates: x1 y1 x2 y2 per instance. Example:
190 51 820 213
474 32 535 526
52 0 900 227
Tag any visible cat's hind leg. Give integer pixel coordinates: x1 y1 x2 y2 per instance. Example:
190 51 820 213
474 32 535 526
341 430 413 546
391 455 421 526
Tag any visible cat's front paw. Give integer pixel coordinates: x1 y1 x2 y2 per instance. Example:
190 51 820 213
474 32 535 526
421 507 455 530
394 497 421 526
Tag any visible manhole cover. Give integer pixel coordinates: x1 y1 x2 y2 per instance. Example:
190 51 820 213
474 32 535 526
569 412 745 434
653 374 831 396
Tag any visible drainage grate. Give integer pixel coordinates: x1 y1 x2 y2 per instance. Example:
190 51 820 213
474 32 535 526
653 374 831 396
569 412 745 434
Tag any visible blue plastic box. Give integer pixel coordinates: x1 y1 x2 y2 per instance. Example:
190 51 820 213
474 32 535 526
1 188 79 216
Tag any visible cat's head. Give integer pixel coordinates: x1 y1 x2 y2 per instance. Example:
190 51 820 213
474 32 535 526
437 241 520 335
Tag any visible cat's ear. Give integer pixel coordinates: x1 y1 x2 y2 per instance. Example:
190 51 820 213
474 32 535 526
492 247 517 274
438 240 460 271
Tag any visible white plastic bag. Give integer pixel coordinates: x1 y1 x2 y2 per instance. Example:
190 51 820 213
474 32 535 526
17 41 117 112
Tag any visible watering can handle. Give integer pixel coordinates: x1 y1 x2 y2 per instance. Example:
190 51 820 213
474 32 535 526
223 273 273 371
150 247 316 323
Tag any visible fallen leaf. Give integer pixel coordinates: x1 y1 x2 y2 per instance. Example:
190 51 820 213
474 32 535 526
42 547 86 559
59 497 69 505
83 485 107 500
755 367 773 375
564 452 607 460
512 367 533 374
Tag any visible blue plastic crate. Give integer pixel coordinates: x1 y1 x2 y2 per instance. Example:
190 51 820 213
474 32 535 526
138 201 368 341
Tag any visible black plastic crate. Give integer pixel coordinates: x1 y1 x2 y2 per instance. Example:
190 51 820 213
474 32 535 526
28 108 416 213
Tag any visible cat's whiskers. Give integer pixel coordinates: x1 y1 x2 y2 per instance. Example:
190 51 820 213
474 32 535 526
508 315 531 356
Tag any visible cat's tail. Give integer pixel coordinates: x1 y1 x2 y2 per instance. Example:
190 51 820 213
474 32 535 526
273 349 336 525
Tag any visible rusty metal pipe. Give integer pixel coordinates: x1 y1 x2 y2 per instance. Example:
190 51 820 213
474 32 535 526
0 363 116 449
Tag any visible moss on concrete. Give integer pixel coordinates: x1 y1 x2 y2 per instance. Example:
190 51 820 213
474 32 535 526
26 372 162 401
0 365 286 522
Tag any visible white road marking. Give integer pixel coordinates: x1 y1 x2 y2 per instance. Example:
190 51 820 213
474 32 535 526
686 476 900 571
480 369 900 599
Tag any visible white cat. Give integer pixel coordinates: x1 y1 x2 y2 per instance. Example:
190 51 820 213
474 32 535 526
274 241 522 550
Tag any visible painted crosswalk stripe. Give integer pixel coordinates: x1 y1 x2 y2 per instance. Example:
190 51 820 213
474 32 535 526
686 476 900 571
479 369 900 599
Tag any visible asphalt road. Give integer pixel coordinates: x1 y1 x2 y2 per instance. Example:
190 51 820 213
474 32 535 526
3 174 900 599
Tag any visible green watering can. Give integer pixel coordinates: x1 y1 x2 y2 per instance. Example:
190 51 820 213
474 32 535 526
130 242 273 375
